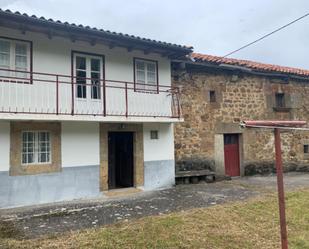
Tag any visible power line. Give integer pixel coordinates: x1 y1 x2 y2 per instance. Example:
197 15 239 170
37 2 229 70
223 12 309 58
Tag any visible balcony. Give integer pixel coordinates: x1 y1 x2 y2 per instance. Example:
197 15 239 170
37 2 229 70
0 68 181 122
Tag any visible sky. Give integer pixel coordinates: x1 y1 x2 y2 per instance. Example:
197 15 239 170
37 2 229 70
1 0 309 69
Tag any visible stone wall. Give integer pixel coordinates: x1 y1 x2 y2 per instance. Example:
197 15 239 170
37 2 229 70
173 67 309 175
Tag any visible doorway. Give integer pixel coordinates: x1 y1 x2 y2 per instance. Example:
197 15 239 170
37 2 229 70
108 132 134 189
224 134 240 177
73 52 104 114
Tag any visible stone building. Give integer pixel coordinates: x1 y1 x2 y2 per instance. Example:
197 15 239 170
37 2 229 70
172 53 309 176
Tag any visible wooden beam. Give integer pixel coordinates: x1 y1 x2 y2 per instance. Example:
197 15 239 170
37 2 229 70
47 30 53 39
19 25 27 35
143 49 151 55
127 46 133 52
108 43 115 49
90 39 96 46
161 52 171 58
70 35 76 43
168 53 180 59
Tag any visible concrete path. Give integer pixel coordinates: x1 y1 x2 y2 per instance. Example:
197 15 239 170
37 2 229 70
1 172 309 239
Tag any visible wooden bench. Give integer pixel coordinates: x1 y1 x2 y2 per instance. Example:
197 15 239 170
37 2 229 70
175 169 215 184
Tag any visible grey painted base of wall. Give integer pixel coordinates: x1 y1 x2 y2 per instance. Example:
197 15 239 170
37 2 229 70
0 165 101 208
0 161 176 208
144 160 175 190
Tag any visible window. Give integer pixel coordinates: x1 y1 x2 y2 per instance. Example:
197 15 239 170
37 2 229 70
76 56 86 98
22 131 51 164
74 53 102 99
91 58 101 99
0 38 30 79
224 134 238 145
304 145 309 154
134 58 158 92
275 93 285 108
209 90 216 103
0 40 10 75
150 130 159 139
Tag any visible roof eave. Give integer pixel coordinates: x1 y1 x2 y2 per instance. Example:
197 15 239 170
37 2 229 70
0 10 193 56
180 59 309 81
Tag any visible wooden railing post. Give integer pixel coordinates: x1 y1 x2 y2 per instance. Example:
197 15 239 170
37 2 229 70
56 75 59 115
171 91 174 118
125 82 128 117
71 75 74 115
103 79 106 116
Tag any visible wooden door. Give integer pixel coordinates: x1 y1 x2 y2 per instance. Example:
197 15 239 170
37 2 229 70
108 132 134 189
224 134 240 177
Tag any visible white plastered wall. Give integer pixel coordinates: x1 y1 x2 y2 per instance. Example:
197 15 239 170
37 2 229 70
143 123 174 162
0 121 10 171
0 27 172 117
61 122 100 167
0 27 172 83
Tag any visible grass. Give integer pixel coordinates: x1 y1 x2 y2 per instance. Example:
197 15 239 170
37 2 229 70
1 189 309 249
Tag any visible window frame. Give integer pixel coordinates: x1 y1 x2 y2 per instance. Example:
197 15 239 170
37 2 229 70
275 93 285 108
71 51 105 101
304 144 309 154
209 90 216 103
150 130 159 140
133 57 159 94
0 36 33 84
21 130 52 165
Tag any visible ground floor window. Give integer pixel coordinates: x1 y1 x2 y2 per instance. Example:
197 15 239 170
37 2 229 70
10 122 61 176
22 131 51 164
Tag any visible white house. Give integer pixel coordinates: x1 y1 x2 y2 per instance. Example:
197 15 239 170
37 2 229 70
0 9 192 208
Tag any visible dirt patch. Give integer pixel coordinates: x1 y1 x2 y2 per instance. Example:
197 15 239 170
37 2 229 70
0 220 23 239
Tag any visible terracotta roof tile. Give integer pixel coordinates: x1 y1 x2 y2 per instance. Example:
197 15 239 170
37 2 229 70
191 53 309 77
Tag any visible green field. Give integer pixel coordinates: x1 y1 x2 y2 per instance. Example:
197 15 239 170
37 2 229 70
1 189 309 249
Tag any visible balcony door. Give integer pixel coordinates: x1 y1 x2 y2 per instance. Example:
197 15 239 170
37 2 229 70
73 52 104 115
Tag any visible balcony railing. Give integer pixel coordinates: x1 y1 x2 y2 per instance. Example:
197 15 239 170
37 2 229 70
0 68 181 119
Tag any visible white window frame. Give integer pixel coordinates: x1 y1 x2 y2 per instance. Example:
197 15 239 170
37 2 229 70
73 53 103 101
0 37 31 78
21 131 51 165
134 58 158 93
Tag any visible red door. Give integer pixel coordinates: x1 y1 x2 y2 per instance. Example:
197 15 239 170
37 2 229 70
224 134 240 176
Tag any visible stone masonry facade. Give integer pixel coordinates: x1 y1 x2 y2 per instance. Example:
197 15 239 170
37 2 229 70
173 66 309 175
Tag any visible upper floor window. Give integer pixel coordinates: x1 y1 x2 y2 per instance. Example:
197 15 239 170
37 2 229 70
209 90 216 103
275 93 285 108
73 52 103 100
134 58 158 93
304 144 309 154
0 38 31 79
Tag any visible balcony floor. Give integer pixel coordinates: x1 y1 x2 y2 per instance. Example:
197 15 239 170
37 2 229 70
0 113 183 123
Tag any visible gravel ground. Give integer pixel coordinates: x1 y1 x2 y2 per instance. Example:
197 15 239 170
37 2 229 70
1 172 309 239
